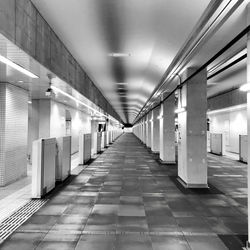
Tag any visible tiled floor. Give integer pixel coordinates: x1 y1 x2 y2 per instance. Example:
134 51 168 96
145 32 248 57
0 153 82 225
0 133 247 250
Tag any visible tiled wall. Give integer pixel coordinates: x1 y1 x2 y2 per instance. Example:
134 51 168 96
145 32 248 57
0 83 28 186
0 85 6 186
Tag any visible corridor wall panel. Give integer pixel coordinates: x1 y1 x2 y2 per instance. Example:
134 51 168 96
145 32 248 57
0 84 28 186
15 0 36 58
210 133 223 155
27 100 91 158
239 135 247 163
209 107 247 154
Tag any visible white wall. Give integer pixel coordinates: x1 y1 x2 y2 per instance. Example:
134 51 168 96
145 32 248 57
50 101 91 154
209 107 247 153
28 99 91 157
124 127 132 133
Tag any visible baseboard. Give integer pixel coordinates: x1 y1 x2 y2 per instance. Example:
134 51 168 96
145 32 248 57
177 177 208 189
159 159 176 165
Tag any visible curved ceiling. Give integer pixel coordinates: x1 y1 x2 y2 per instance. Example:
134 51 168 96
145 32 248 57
31 0 211 124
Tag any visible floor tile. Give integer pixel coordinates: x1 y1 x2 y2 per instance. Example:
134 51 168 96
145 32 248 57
0 134 247 250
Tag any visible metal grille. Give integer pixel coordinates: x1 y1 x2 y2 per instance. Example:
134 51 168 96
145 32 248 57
0 199 48 243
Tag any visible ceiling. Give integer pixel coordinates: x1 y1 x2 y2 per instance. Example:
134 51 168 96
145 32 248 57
31 0 211 124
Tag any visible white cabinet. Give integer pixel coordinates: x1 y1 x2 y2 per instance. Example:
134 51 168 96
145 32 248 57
56 136 71 181
32 138 56 198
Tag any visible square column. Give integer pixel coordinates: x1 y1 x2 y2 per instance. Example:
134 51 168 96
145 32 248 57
177 67 207 188
151 106 160 153
143 117 147 144
160 94 176 163
91 120 98 155
0 83 28 186
247 4 250 244
146 112 152 148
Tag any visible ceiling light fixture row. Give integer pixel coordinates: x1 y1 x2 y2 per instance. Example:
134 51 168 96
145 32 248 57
109 53 131 57
51 86 120 124
0 54 39 78
133 0 244 124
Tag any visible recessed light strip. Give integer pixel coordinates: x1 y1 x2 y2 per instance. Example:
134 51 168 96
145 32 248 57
51 86 119 124
0 55 39 78
109 53 131 57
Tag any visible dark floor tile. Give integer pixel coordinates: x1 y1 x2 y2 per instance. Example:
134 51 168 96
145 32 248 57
218 234 247 250
36 241 77 250
84 214 117 231
117 216 148 232
91 204 119 216
120 196 143 204
176 217 213 233
63 204 92 217
185 235 228 250
0 232 46 250
17 215 59 232
118 204 146 216
151 235 190 250
36 204 68 216
147 215 180 233
75 235 116 250
115 235 153 250
42 232 80 242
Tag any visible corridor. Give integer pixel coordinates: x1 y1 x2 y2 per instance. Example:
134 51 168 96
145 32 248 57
1 133 247 250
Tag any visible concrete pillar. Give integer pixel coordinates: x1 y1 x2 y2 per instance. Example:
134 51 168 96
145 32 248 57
139 123 141 141
143 117 147 144
91 120 98 155
160 94 176 163
36 99 51 138
247 4 250 244
151 106 160 153
177 67 207 188
0 83 28 186
146 112 152 148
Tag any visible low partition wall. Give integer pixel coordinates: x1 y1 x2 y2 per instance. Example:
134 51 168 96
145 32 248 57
97 132 102 153
239 135 247 163
109 131 112 144
79 133 92 164
56 136 71 182
101 132 105 150
32 138 56 198
210 133 223 156
92 132 98 155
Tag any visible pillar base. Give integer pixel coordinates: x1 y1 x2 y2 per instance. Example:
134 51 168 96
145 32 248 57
177 177 208 189
246 241 250 250
210 151 222 156
159 159 176 165
152 150 160 154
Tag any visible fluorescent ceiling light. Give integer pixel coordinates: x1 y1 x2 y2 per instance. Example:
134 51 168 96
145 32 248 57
240 83 250 92
117 82 128 85
51 86 119 124
0 55 39 78
207 103 246 115
175 107 186 114
109 53 131 57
